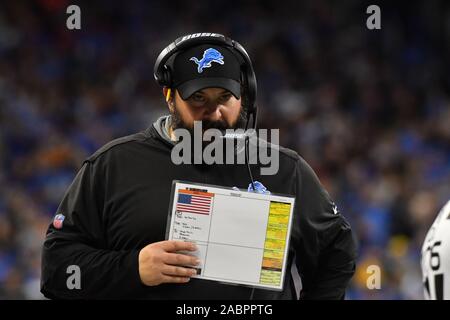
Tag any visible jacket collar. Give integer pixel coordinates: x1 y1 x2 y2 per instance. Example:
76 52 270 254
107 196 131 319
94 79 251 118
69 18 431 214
143 115 176 150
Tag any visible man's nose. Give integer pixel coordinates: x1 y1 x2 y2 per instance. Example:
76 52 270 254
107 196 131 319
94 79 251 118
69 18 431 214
203 101 224 121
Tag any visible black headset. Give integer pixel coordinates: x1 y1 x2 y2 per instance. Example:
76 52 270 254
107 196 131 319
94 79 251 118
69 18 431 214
153 33 258 129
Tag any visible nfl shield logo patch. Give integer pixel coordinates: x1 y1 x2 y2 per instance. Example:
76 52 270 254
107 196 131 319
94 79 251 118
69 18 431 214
53 214 65 229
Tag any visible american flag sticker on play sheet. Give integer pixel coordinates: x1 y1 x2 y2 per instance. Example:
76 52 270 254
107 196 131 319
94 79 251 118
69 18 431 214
176 190 213 215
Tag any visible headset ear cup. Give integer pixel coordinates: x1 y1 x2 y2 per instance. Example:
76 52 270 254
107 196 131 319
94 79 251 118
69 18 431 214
155 65 170 86
161 65 172 87
241 66 256 114
155 62 164 86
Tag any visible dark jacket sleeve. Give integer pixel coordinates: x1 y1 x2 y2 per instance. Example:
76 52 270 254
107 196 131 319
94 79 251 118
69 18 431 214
40 160 143 299
294 157 357 300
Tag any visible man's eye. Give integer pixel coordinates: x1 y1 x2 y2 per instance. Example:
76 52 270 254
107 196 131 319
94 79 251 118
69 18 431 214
218 94 232 103
191 94 205 102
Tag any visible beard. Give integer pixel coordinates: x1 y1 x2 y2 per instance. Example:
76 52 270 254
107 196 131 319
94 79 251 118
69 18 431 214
169 103 249 158
168 103 251 165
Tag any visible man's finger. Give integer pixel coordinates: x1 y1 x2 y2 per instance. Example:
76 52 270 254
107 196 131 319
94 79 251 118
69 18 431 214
159 240 197 252
163 252 200 266
161 275 191 284
162 265 197 277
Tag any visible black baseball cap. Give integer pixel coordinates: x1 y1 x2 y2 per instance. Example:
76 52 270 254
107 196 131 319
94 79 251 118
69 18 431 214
169 44 242 100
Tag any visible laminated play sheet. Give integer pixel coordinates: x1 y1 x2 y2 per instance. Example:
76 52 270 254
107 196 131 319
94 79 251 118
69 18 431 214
166 180 295 291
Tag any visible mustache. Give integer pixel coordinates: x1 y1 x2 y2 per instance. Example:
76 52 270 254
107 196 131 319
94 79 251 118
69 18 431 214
201 119 229 131
170 106 247 133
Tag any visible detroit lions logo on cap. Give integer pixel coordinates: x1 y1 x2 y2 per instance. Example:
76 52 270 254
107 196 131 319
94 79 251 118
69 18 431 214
190 48 224 73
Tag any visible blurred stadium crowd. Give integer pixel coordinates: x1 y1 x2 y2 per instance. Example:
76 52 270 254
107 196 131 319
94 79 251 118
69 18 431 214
0 0 449 299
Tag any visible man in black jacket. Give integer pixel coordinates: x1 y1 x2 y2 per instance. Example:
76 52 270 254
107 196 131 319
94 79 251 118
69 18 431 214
41 34 357 299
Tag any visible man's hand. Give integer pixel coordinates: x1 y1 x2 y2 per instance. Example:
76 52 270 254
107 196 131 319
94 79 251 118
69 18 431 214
138 240 200 286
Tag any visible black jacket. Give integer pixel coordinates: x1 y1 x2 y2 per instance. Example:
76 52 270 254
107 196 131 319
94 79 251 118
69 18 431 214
41 116 357 299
